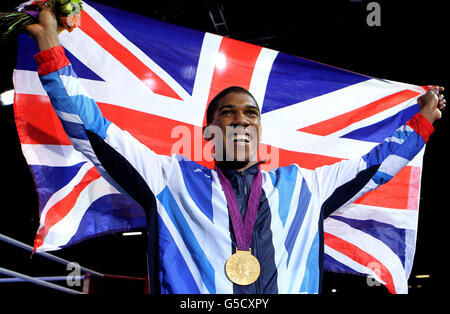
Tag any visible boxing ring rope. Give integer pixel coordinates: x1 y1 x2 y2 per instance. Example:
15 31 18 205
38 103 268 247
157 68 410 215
0 275 84 283
0 267 85 294
0 233 104 277
0 233 149 294
0 232 102 294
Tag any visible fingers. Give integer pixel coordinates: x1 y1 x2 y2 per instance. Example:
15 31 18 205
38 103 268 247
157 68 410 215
434 86 446 111
35 0 55 17
438 94 446 111
428 85 444 93
422 89 439 106
418 86 446 121
428 86 446 113
35 1 47 10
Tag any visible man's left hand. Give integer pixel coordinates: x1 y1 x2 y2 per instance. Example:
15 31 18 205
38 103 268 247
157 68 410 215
418 86 446 124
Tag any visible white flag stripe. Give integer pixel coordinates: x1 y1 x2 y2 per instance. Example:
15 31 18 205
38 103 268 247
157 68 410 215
59 28 213 127
13 69 107 98
330 203 418 230
12 70 46 96
324 218 408 293
188 32 224 126
13 69 423 165
81 3 191 102
13 68 188 126
384 79 426 94
260 122 425 166
59 28 161 105
327 97 419 138
249 47 279 109
37 162 94 235
261 78 408 131
38 176 121 251
260 78 422 159
21 143 87 167
324 244 387 285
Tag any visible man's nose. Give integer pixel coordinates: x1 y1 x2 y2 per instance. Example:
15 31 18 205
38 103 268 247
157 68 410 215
232 112 250 126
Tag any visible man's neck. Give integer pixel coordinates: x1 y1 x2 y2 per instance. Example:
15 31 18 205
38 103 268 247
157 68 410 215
216 160 259 173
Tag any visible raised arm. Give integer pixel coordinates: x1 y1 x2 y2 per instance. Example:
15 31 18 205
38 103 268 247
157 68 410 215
304 87 445 218
25 3 176 207
25 1 60 52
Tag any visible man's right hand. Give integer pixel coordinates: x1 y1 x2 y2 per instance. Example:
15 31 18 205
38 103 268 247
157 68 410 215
25 1 61 51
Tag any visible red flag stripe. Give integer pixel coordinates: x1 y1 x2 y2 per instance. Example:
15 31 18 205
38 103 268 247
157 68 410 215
203 37 263 126
324 232 396 293
16 94 414 210
266 144 343 169
100 101 198 155
262 143 414 210
14 93 343 167
103 103 416 210
101 102 344 170
298 89 420 136
79 11 182 100
353 166 413 210
407 166 422 210
34 166 102 250
14 93 72 145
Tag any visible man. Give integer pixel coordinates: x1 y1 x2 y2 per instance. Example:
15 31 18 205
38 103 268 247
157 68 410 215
25 3 445 293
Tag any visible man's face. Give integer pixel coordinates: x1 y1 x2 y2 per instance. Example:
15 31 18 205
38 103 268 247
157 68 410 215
208 92 261 163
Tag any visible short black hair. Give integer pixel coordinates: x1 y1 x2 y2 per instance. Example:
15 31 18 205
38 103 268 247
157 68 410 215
205 86 259 125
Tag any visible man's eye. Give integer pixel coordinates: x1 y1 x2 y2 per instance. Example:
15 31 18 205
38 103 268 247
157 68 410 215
222 110 233 115
247 110 259 117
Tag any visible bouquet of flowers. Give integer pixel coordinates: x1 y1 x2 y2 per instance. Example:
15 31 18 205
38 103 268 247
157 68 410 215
0 0 83 41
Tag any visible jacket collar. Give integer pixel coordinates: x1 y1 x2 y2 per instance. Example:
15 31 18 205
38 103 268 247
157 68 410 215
218 160 264 180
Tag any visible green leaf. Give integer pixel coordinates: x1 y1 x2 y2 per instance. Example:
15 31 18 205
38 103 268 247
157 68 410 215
60 2 74 14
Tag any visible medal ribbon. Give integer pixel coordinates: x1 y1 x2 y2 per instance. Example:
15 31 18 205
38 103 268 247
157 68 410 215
215 166 262 251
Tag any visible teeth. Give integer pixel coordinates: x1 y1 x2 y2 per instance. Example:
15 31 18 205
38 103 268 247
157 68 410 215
234 134 249 142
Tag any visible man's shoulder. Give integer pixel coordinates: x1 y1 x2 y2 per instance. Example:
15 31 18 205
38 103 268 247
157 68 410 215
263 163 304 183
177 157 213 179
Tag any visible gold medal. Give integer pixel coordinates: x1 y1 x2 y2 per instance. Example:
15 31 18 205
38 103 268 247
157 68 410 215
225 249 260 285
216 166 263 286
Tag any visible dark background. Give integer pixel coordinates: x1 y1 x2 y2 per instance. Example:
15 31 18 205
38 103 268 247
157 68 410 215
0 0 448 296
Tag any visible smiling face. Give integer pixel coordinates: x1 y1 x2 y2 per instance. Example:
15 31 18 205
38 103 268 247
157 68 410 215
207 91 261 168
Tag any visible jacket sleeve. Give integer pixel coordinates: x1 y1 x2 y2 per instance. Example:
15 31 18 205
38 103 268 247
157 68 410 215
299 111 434 218
34 45 176 206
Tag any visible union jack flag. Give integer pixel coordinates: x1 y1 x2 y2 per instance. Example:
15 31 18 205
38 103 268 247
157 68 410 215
12 1 427 293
